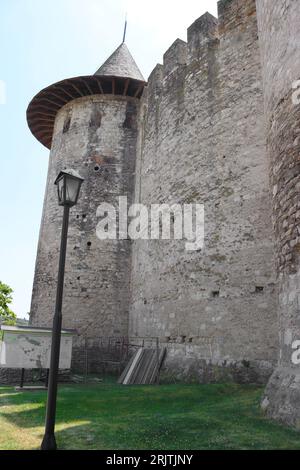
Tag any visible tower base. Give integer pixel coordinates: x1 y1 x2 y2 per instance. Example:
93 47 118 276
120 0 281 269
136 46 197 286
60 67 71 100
262 366 300 429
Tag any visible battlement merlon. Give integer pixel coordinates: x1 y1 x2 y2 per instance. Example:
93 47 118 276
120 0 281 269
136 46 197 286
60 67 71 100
163 39 187 77
187 12 219 44
144 63 164 97
187 12 219 60
147 1 258 85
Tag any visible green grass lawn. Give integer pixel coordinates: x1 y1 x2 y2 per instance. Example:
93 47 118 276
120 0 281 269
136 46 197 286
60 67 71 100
0 380 299 450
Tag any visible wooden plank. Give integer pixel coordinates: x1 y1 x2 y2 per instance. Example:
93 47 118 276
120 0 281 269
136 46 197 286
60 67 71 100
134 84 143 98
123 79 130 96
80 78 94 95
95 78 104 94
29 105 57 115
54 85 77 100
118 346 166 385
39 97 61 108
122 348 143 384
67 81 84 97
48 91 69 104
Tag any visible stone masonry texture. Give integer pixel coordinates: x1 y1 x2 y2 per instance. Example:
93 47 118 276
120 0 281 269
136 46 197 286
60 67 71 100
27 0 300 426
30 94 139 359
130 0 278 384
256 0 300 428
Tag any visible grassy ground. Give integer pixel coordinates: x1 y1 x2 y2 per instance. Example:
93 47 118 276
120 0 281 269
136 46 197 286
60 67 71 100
0 380 299 450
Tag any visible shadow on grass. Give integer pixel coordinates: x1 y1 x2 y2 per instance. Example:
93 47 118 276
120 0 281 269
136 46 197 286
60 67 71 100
0 382 251 425
1 383 300 450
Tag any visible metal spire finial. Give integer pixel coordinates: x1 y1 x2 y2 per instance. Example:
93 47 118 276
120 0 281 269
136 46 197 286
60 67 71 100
122 14 127 43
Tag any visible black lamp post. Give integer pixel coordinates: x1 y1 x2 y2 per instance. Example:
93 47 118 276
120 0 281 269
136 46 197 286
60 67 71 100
41 169 84 451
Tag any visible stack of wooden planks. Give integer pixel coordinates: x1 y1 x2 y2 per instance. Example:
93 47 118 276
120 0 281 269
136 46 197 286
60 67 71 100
118 347 166 385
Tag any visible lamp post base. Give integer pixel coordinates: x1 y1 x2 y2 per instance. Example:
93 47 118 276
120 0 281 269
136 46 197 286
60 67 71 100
41 433 57 450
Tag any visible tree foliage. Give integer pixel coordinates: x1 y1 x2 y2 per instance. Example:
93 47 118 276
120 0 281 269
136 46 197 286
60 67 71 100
0 281 17 325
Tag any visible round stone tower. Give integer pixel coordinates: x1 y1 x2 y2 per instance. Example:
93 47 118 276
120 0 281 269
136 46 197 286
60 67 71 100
27 43 145 360
256 0 300 427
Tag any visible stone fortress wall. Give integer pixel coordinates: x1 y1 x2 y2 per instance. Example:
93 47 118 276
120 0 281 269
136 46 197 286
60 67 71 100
129 0 278 383
27 0 300 427
256 0 300 428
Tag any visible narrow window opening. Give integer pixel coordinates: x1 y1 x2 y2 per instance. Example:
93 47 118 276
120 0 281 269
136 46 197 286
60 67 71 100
89 110 102 129
63 116 71 133
212 290 220 298
255 286 264 293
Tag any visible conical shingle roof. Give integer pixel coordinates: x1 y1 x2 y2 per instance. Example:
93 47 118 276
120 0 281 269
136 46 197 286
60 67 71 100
95 43 145 81
27 42 146 149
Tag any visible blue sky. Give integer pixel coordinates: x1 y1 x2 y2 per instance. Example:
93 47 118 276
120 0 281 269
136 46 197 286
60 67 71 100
0 0 218 319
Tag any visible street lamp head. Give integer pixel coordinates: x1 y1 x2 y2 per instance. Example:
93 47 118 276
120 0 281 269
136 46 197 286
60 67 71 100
54 169 84 207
